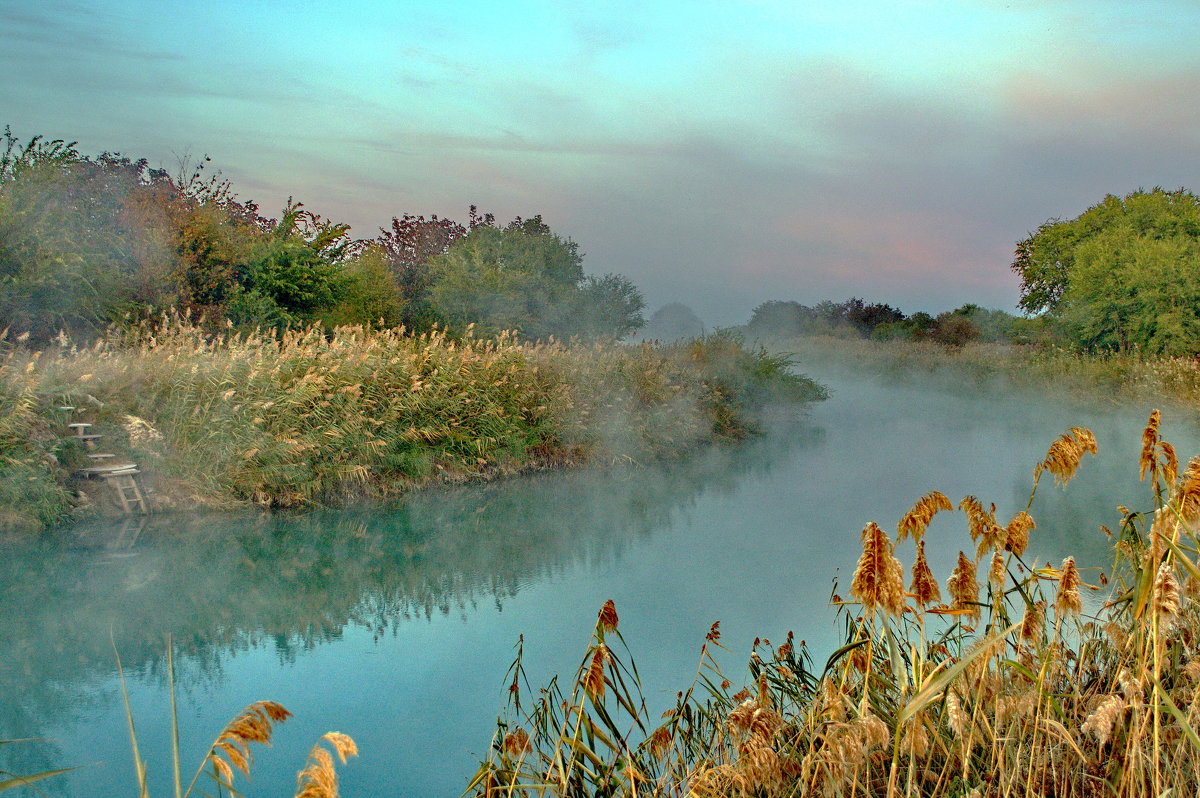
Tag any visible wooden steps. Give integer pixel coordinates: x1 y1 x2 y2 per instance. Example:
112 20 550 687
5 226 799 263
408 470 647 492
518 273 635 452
60 409 148 515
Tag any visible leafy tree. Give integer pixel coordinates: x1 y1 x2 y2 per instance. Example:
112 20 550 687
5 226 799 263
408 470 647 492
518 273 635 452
376 212 467 331
427 213 641 340
1013 188 1200 354
0 129 177 340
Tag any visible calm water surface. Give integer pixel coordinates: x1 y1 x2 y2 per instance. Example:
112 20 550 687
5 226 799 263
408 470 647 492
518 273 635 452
4 364 1197 796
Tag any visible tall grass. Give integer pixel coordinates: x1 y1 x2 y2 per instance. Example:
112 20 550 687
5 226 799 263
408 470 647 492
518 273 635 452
469 412 1200 797
0 318 824 531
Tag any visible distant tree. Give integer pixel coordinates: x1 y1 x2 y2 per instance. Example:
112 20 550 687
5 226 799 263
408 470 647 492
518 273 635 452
747 301 805 337
573 273 645 340
426 213 642 340
643 302 705 342
1013 188 1200 354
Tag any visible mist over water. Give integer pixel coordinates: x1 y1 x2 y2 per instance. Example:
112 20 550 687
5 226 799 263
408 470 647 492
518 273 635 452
4 358 1195 797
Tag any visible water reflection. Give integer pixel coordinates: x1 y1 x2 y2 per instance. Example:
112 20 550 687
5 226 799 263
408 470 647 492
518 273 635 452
0 420 820 784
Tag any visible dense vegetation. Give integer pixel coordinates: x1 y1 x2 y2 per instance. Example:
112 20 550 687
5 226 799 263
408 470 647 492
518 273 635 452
0 318 824 532
0 128 642 344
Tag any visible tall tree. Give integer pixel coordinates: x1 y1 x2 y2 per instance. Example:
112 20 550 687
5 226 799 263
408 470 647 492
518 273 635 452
1013 188 1200 354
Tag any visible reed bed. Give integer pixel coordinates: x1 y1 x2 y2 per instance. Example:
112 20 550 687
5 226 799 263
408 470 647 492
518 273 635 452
469 412 1200 797
0 317 823 531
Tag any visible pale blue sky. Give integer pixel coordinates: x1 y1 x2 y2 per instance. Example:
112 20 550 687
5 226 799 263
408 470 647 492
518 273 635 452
4 0 1199 323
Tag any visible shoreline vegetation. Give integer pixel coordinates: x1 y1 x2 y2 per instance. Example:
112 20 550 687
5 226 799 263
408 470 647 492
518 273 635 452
0 316 826 533
753 333 1200 416
467 414 1200 798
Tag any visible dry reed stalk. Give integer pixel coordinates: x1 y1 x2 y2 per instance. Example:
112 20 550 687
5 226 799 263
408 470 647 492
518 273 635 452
598 599 619 633
850 522 906 617
584 644 609 699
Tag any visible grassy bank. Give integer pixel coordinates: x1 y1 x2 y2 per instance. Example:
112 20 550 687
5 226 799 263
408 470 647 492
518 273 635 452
468 415 1200 797
760 333 1200 412
0 319 824 532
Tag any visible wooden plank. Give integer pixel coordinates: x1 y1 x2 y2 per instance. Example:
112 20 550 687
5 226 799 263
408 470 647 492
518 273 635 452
79 463 139 476
72 434 103 441
67 422 92 429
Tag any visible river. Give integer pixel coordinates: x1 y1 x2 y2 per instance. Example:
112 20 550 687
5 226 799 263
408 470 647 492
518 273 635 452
2 361 1194 796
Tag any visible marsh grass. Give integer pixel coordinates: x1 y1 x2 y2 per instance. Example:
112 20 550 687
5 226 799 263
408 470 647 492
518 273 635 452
0 319 823 531
470 412 1200 797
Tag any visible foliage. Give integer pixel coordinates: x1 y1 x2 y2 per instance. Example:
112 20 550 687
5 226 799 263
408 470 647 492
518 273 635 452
473 416 1200 797
426 214 644 340
1013 188 1200 355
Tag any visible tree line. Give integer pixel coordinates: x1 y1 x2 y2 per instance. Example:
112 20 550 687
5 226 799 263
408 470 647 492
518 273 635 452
748 187 1200 356
0 128 644 344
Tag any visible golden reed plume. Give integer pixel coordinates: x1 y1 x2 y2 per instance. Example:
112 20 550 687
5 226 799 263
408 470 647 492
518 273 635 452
597 599 619 633
1004 511 1035 557
850 522 905 616
1140 409 1161 481
947 552 980 623
1055 557 1083 617
584 644 609 699
1178 456 1200 523
294 731 358 798
203 700 292 788
910 539 941 607
897 491 953 542
1035 427 1097 488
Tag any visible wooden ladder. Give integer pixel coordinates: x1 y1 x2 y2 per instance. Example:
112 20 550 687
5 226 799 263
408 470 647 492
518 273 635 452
106 471 147 514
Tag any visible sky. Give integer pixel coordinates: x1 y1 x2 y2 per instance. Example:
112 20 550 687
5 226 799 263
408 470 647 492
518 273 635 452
3 0 1200 325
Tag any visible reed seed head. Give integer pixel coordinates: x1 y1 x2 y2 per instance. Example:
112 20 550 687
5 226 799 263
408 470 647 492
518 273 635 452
597 599 619 633
1140 409 1161 481
1035 427 1097 488
897 490 952 542
850 522 906 617
910 539 941 607
294 731 358 798
1054 556 1083 617
1178 456 1200 523
1081 695 1125 747
503 727 531 758
188 700 295 791
947 551 980 622
1004 511 1035 557
1020 600 1045 645
584 644 609 699
988 551 1005 590
1153 561 1181 622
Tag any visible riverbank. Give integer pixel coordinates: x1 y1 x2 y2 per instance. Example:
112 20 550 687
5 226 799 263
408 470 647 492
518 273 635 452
757 333 1200 414
0 319 825 532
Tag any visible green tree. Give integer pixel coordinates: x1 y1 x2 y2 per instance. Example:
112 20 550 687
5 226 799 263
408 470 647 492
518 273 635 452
1013 188 1200 354
427 214 642 340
